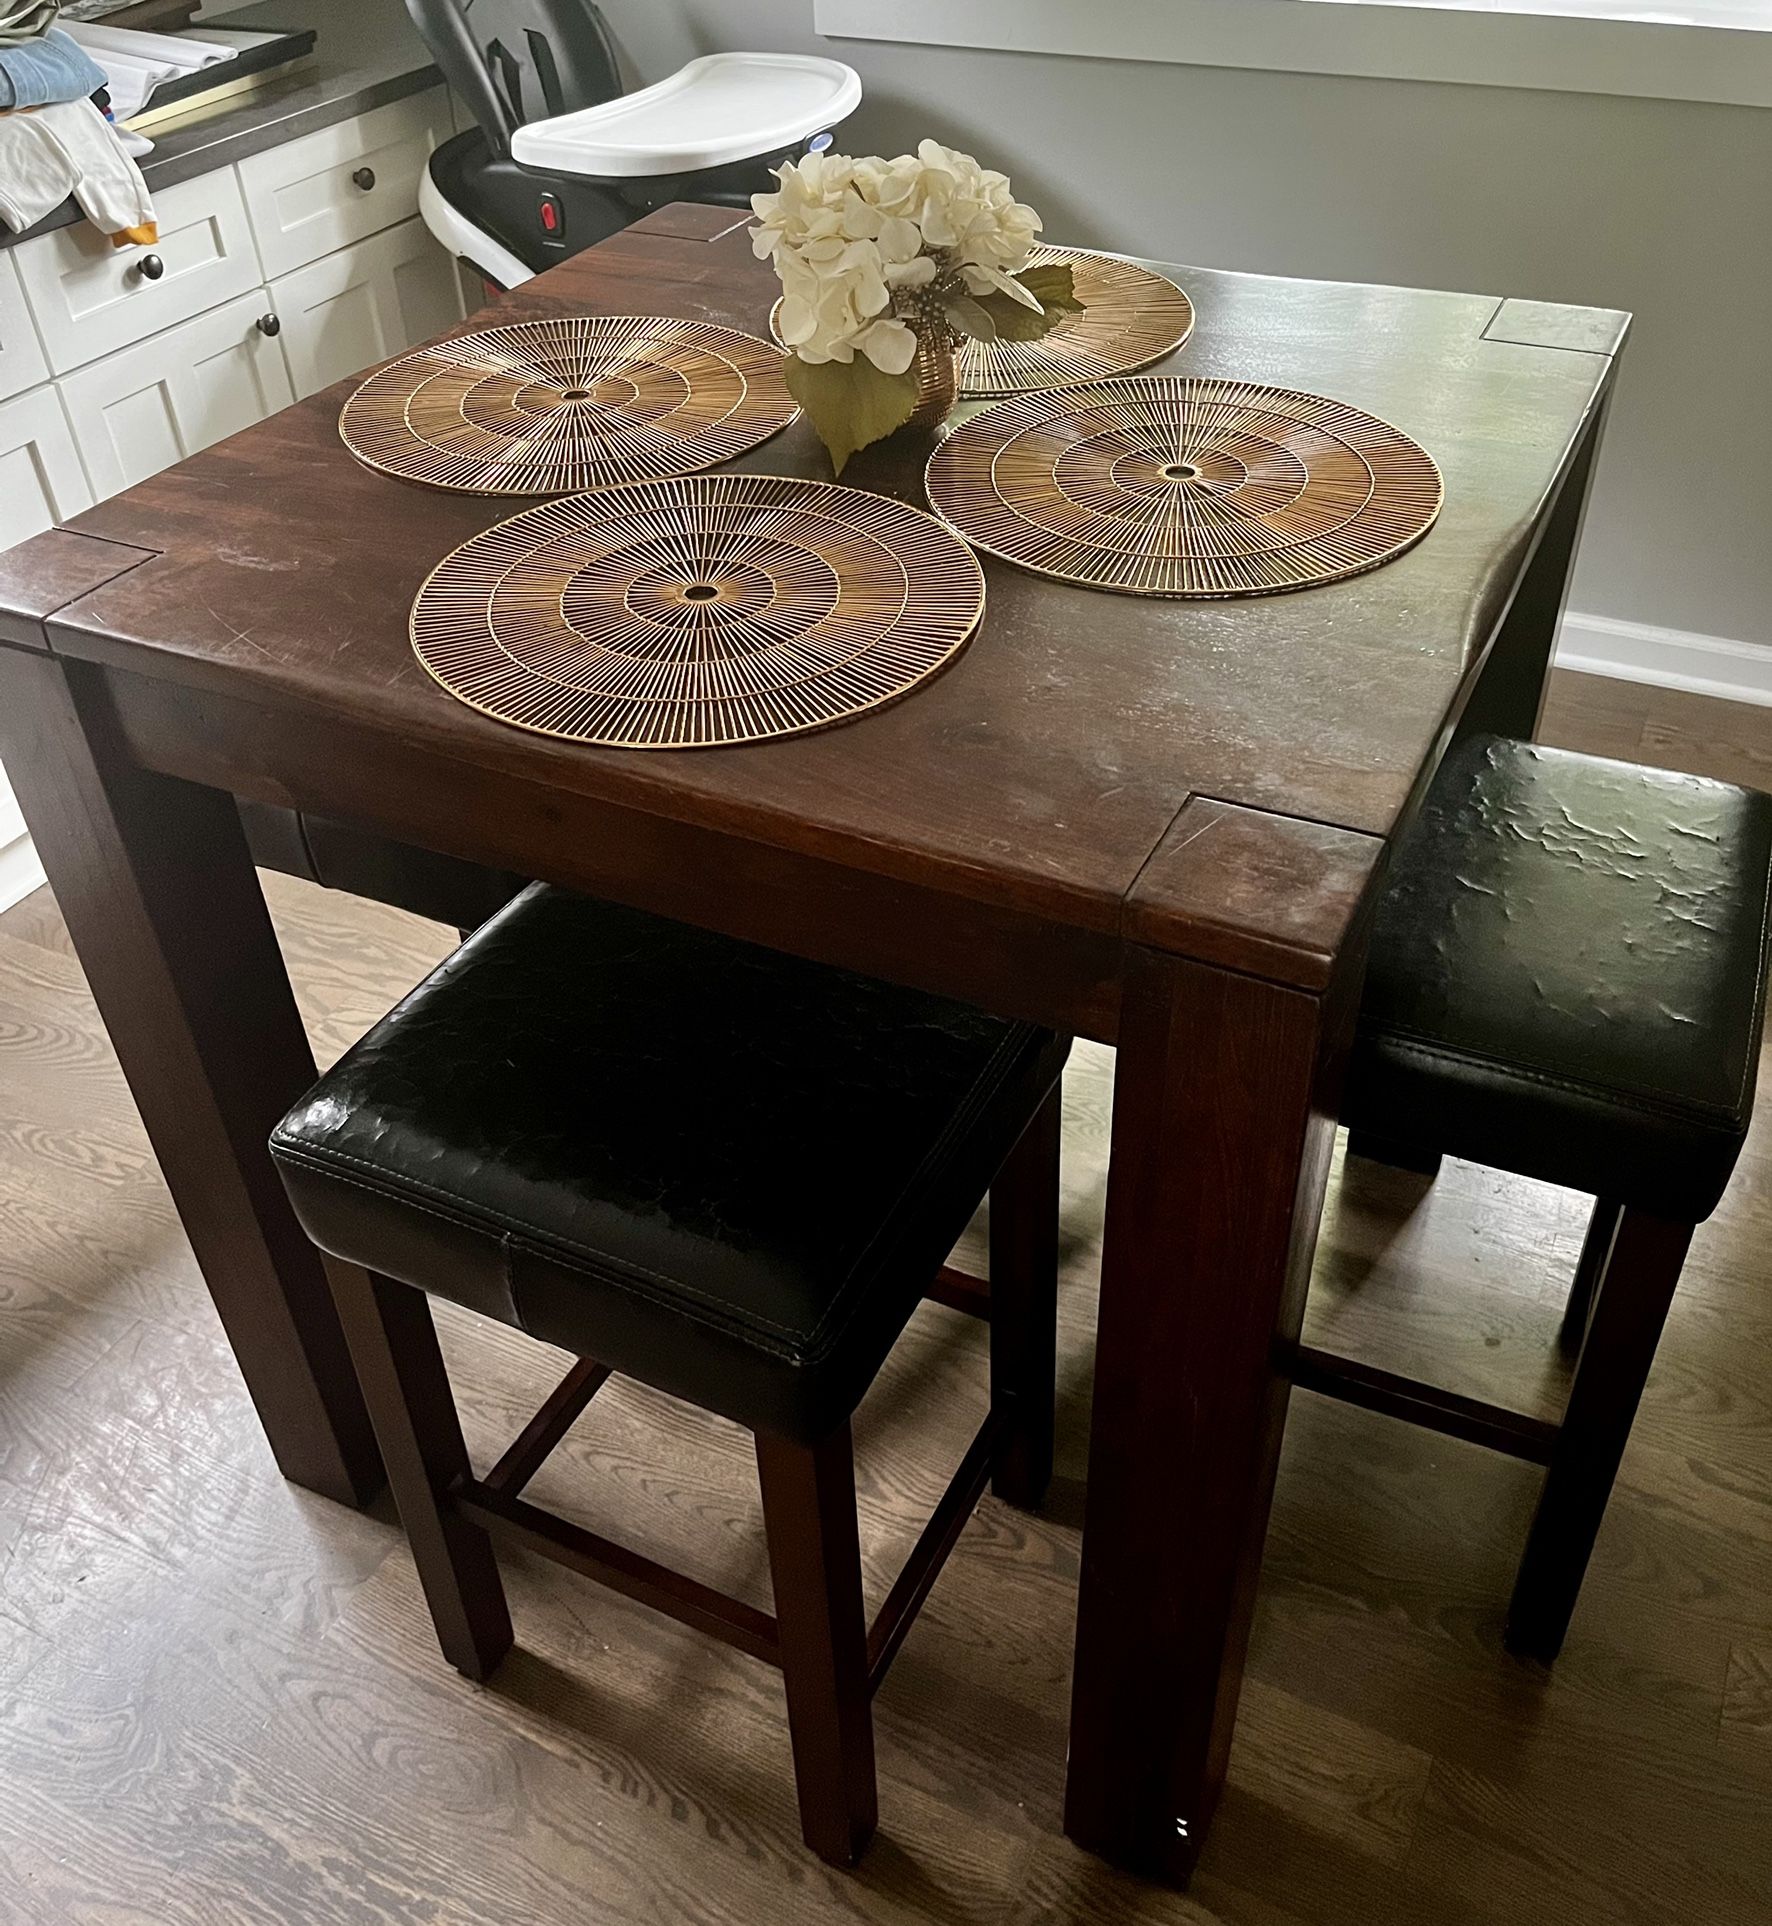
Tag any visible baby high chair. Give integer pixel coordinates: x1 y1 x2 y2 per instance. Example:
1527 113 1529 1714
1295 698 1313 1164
408 0 861 288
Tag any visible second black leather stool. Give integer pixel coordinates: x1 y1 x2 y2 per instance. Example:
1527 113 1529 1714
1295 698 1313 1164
1321 735 1772 1659
271 885 1070 1864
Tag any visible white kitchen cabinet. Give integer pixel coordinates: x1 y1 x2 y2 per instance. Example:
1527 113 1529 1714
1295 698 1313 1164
0 383 93 547
271 216 464 399
0 90 466 910
15 167 265 377
238 90 452 280
0 762 43 907
0 382 89 906
60 292 294 497
0 253 50 404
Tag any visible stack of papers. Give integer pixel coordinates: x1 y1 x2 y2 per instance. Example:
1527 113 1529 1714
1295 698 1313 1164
62 19 237 120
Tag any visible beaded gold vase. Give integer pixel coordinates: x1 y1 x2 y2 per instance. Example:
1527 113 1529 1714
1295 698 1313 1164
905 329 961 433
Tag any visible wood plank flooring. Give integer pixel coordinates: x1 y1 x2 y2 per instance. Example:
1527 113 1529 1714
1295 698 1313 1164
1541 668 1772 791
0 675 1767 1924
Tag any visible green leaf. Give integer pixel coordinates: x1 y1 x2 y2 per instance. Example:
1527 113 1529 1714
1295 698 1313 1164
1018 262 1083 315
972 292 1057 343
944 294 998 342
974 263 1085 342
783 352 919 476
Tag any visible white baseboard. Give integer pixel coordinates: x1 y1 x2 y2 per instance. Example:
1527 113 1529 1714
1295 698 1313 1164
1555 611 1772 709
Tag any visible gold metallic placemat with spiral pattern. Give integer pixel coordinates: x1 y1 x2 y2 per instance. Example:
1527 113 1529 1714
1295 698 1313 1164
411 473 986 748
339 316 799 496
770 248 1193 395
925 377 1442 598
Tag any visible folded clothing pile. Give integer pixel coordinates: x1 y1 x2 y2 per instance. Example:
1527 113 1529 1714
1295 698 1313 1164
0 1 155 242
0 23 102 105
63 17 237 120
0 0 60 45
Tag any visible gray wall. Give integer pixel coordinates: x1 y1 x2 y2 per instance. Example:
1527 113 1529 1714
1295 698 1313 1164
604 1 1771 653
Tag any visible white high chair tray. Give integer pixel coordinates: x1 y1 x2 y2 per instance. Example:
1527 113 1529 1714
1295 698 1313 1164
510 53 861 178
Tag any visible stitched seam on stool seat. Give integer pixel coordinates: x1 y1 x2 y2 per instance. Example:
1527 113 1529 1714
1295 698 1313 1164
503 1232 802 1361
495 1022 1053 1375
270 1137 811 1344
272 1019 1051 1371
1367 1033 1751 1136
1374 798 1772 1124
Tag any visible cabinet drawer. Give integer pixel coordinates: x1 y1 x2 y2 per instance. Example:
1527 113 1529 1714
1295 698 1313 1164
15 169 263 377
60 291 293 499
238 90 451 280
0 253 50 403
271 217 464 399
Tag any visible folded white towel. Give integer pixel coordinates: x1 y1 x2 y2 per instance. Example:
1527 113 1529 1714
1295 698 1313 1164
63 20 242 117
63 21 238 71
71 43 164 119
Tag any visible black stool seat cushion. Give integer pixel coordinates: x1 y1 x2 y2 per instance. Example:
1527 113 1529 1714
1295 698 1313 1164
1346 736 1772 1222
272 887 1069 1442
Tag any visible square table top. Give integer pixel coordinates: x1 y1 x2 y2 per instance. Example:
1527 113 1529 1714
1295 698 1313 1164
0 205 1626 991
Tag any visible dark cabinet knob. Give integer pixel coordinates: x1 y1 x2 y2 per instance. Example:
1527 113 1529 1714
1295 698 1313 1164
136 252 165 281
352 166 376 191
256 313 281 337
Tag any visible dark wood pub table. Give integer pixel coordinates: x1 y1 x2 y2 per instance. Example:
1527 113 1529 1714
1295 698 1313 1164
0 205 1625 1885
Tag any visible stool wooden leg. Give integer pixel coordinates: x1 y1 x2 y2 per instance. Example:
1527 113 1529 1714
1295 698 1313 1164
1507 1208 1692 1661
1346 1129 1443 1180
755 1426 877 1865
332 1268 514 1681
1559 1199 1623 1357
989 1080 1063 1510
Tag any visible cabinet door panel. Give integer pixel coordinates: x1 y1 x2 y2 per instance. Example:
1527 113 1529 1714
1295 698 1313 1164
0 253 50 404
0 384 92 549
0 383 89 907
239 90 452 280
61 293 293 498
272 217 465 399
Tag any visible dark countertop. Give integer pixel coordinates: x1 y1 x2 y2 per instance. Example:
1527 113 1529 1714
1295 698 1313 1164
1 0 441 251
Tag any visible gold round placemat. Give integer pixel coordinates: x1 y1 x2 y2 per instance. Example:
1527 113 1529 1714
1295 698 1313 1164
769 247 1193 395
340 315 798 495
924 377 1442 598
411 473 986 748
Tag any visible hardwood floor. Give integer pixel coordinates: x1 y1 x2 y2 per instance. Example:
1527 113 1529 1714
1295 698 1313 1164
1541 667 1772 791
0 677 1767 1925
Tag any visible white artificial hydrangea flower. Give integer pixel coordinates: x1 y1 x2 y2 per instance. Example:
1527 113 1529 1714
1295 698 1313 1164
750 139 1045 371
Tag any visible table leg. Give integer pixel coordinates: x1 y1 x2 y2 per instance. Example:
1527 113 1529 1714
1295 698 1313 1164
1456 401 1609 745
0 649 383 1506
1064 945 1343 1883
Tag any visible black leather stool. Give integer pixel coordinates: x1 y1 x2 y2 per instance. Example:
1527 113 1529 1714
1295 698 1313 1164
1310 735 1772 1659
271 885 1069 1864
